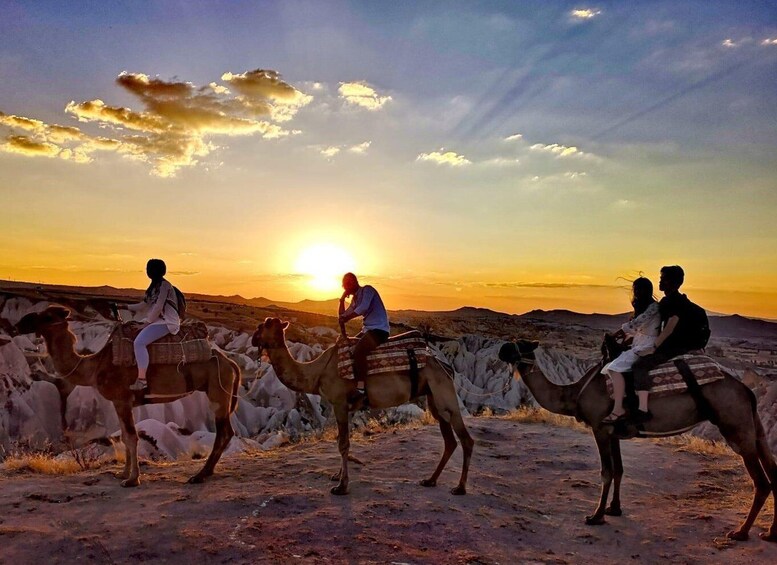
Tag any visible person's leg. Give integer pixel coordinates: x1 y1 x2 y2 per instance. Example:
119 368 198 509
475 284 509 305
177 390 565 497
351 331 382 381
602 371 626 422
632 351 670 420
131 324 171 390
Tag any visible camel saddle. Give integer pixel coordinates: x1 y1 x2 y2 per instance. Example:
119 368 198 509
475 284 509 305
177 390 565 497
111 320 211 367
337 331 429 380
605 354 724 399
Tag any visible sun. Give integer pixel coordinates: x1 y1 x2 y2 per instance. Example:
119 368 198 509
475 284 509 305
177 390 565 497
294 243 356 295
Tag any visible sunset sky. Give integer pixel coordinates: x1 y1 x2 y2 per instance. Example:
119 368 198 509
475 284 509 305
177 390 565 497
1 1 776 318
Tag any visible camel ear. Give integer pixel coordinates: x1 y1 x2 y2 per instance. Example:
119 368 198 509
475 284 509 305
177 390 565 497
50 306 71 321
281 321 289 330
263 318 273 328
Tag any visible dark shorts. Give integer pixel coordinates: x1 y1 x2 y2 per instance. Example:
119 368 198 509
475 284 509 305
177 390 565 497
351 330 389 379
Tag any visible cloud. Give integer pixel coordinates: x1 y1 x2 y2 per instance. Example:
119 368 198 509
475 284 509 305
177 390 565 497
504 133 523 141
529 143 581 158
762 38 777 46
563 171 587 179
481 157 520 167
1 68 312 177
570 8 602 20
319 146 341 158
721 39 738 48
338 81 392 110
416 150 471 167
0 135 60 158
348 141 371 154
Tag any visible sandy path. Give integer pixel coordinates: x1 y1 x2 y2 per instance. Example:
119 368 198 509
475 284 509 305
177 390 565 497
1 418 776 564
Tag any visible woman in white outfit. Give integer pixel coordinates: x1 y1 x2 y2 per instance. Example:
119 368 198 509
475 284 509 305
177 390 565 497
601 277 661 423
127 259 181 390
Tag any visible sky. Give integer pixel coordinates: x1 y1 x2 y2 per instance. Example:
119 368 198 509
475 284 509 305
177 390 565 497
1 1 776 318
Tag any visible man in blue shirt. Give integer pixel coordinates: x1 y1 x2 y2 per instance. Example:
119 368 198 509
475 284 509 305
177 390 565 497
338 273 390 403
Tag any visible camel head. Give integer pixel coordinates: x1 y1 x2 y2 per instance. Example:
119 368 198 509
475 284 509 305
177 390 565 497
498 339 539 367
251 317 290 350
15 306 72 337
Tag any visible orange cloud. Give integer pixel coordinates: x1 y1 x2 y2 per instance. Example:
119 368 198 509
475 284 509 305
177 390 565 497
2 68 312 177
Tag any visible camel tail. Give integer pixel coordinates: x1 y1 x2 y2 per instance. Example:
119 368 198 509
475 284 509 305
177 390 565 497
227 358 241 413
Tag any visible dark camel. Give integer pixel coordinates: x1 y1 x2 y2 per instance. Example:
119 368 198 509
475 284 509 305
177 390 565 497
498 339 777 542
16 306 241 487
252 317 473 495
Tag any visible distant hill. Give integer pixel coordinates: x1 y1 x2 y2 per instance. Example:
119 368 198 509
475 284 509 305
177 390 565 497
2 280 776 341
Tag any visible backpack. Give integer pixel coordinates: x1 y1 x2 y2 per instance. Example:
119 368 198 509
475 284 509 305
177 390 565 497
684 299 711 350
165 286 187 321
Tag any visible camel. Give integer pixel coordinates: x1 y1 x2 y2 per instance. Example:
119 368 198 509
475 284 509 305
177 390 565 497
15 305 241 487
251 317 473 495
498 339 777 542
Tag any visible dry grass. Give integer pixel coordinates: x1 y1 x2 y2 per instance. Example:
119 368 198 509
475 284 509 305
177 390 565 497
2 440 124 476
3 453 83 475
500 405 589 433
662 434 735 458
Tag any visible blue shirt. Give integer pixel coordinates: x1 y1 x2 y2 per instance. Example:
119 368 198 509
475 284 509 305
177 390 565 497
342 285 390 334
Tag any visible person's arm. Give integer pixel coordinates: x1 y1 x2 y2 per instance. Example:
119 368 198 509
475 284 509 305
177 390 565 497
127 300 147 313
654 316 679 349
144 282 170 323
339 288 370 323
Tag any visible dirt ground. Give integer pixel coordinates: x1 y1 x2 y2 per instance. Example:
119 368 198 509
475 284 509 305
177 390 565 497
1 417 776 564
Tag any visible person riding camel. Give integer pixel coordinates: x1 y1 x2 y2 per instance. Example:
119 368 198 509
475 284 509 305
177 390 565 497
126 259 181 391
631 265 709 422
601 277 661 424
338 272 390 405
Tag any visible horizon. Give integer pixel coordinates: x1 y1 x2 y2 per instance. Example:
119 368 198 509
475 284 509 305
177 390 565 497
3 277 775 322
1 1 776 319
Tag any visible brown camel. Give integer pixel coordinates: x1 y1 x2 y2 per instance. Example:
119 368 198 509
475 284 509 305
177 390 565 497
251 317 473 495
15 305 241 487
498 339 777 542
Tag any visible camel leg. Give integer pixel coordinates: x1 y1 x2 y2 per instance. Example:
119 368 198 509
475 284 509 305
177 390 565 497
331 404 350 495
605 437 624 516
721 423 771 541
755 424 777 542
188 414 234 484
420 390 458 489
586 429 613 525
115 401 140 487
426 371 473 494
755 418 777 542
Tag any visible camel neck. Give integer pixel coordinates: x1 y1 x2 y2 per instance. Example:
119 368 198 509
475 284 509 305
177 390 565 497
43 329 100 387
517 362 584 417
265 344 329 395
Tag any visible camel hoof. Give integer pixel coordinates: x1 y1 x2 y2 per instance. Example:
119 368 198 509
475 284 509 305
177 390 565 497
187 474 206 484
727 530 749 541
420 478 437 488
120 478 140 488
605 505 622 516
450 485 466 496
330 484 349 496
759 531 777 543
585 514 606 526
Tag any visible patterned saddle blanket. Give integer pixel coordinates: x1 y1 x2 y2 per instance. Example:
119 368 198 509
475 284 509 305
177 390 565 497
338 333 429 380
605 354 724 398
111 321 211 367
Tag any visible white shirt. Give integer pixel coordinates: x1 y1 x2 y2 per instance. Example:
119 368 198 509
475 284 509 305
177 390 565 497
128 279 181 334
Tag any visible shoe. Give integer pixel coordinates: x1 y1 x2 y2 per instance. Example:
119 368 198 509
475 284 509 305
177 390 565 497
129 378 148 392
632 410 653 424
602 411 627 425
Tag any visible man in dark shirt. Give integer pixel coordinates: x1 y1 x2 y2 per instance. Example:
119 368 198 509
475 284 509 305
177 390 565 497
631 265 697 422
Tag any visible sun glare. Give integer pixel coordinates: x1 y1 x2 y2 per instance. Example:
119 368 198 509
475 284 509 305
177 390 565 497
294 244 356 295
